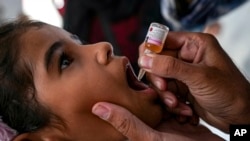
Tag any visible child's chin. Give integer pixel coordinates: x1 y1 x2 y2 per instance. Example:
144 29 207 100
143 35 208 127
142 106 164 128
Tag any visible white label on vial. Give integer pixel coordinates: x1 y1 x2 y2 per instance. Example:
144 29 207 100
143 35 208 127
145 26 167 46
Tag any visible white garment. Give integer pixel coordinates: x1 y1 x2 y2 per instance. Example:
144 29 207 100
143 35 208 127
216 0 250 80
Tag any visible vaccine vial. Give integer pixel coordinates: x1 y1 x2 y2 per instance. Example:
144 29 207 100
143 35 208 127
137 22 169 80
144 22 169 53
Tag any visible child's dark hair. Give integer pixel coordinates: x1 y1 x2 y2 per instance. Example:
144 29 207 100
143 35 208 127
0 19 54 134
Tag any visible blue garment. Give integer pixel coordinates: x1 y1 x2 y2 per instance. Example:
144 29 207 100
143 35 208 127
161 0 247 31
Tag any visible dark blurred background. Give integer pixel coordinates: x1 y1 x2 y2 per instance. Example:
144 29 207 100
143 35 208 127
1 1 250 139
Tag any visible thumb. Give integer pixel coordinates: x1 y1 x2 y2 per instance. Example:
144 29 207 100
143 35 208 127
138 53 199 84
92 102 162 141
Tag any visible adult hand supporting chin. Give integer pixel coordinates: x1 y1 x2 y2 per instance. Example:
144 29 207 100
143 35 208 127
92 102 224 141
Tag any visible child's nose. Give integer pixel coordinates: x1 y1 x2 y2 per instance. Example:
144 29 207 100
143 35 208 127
95 42 113 65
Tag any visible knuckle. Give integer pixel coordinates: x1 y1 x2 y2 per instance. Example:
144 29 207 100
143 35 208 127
108 112 132 136
203 32 216 40
195 32 219 49
153 56 178 76
150 132 165 141
116 117 131 136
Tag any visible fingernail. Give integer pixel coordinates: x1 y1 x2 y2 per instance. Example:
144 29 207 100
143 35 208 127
92 104 110 120
180 109 193 116
164 98 173 106
153 80 164 90
138 55 153 69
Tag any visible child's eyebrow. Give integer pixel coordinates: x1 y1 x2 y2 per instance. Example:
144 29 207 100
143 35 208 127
70 34 88 44
45 41 63 71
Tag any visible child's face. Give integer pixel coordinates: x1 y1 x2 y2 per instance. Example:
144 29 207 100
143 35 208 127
20 25 163 140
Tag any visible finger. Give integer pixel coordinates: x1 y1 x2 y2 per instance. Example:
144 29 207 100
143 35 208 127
160 49 178 60
167 102 193 116
147 74 168 91
164 32 201 50
166 80 190 104
164 32 187 50
165 32 207 63
138 53 200 84
92 102 161 141
139 43 146 56
142 32 207 63
147 76 189 107
146 74 180 108
189 112 200 125
159 91 178 108
176 115 188 123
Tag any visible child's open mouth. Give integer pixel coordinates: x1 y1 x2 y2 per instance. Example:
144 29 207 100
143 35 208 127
126 64 149 91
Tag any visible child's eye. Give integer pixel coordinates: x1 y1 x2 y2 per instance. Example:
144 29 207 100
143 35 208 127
59 52 72 70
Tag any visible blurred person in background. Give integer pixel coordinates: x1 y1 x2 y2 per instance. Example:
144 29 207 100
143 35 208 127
160 0 247 35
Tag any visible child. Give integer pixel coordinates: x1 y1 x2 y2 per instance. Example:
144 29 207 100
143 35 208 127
0 18 164 140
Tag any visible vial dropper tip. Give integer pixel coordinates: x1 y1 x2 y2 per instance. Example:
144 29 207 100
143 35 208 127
137 69 146 81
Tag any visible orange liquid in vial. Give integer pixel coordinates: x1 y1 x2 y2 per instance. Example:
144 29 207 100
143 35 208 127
145 42 163 53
